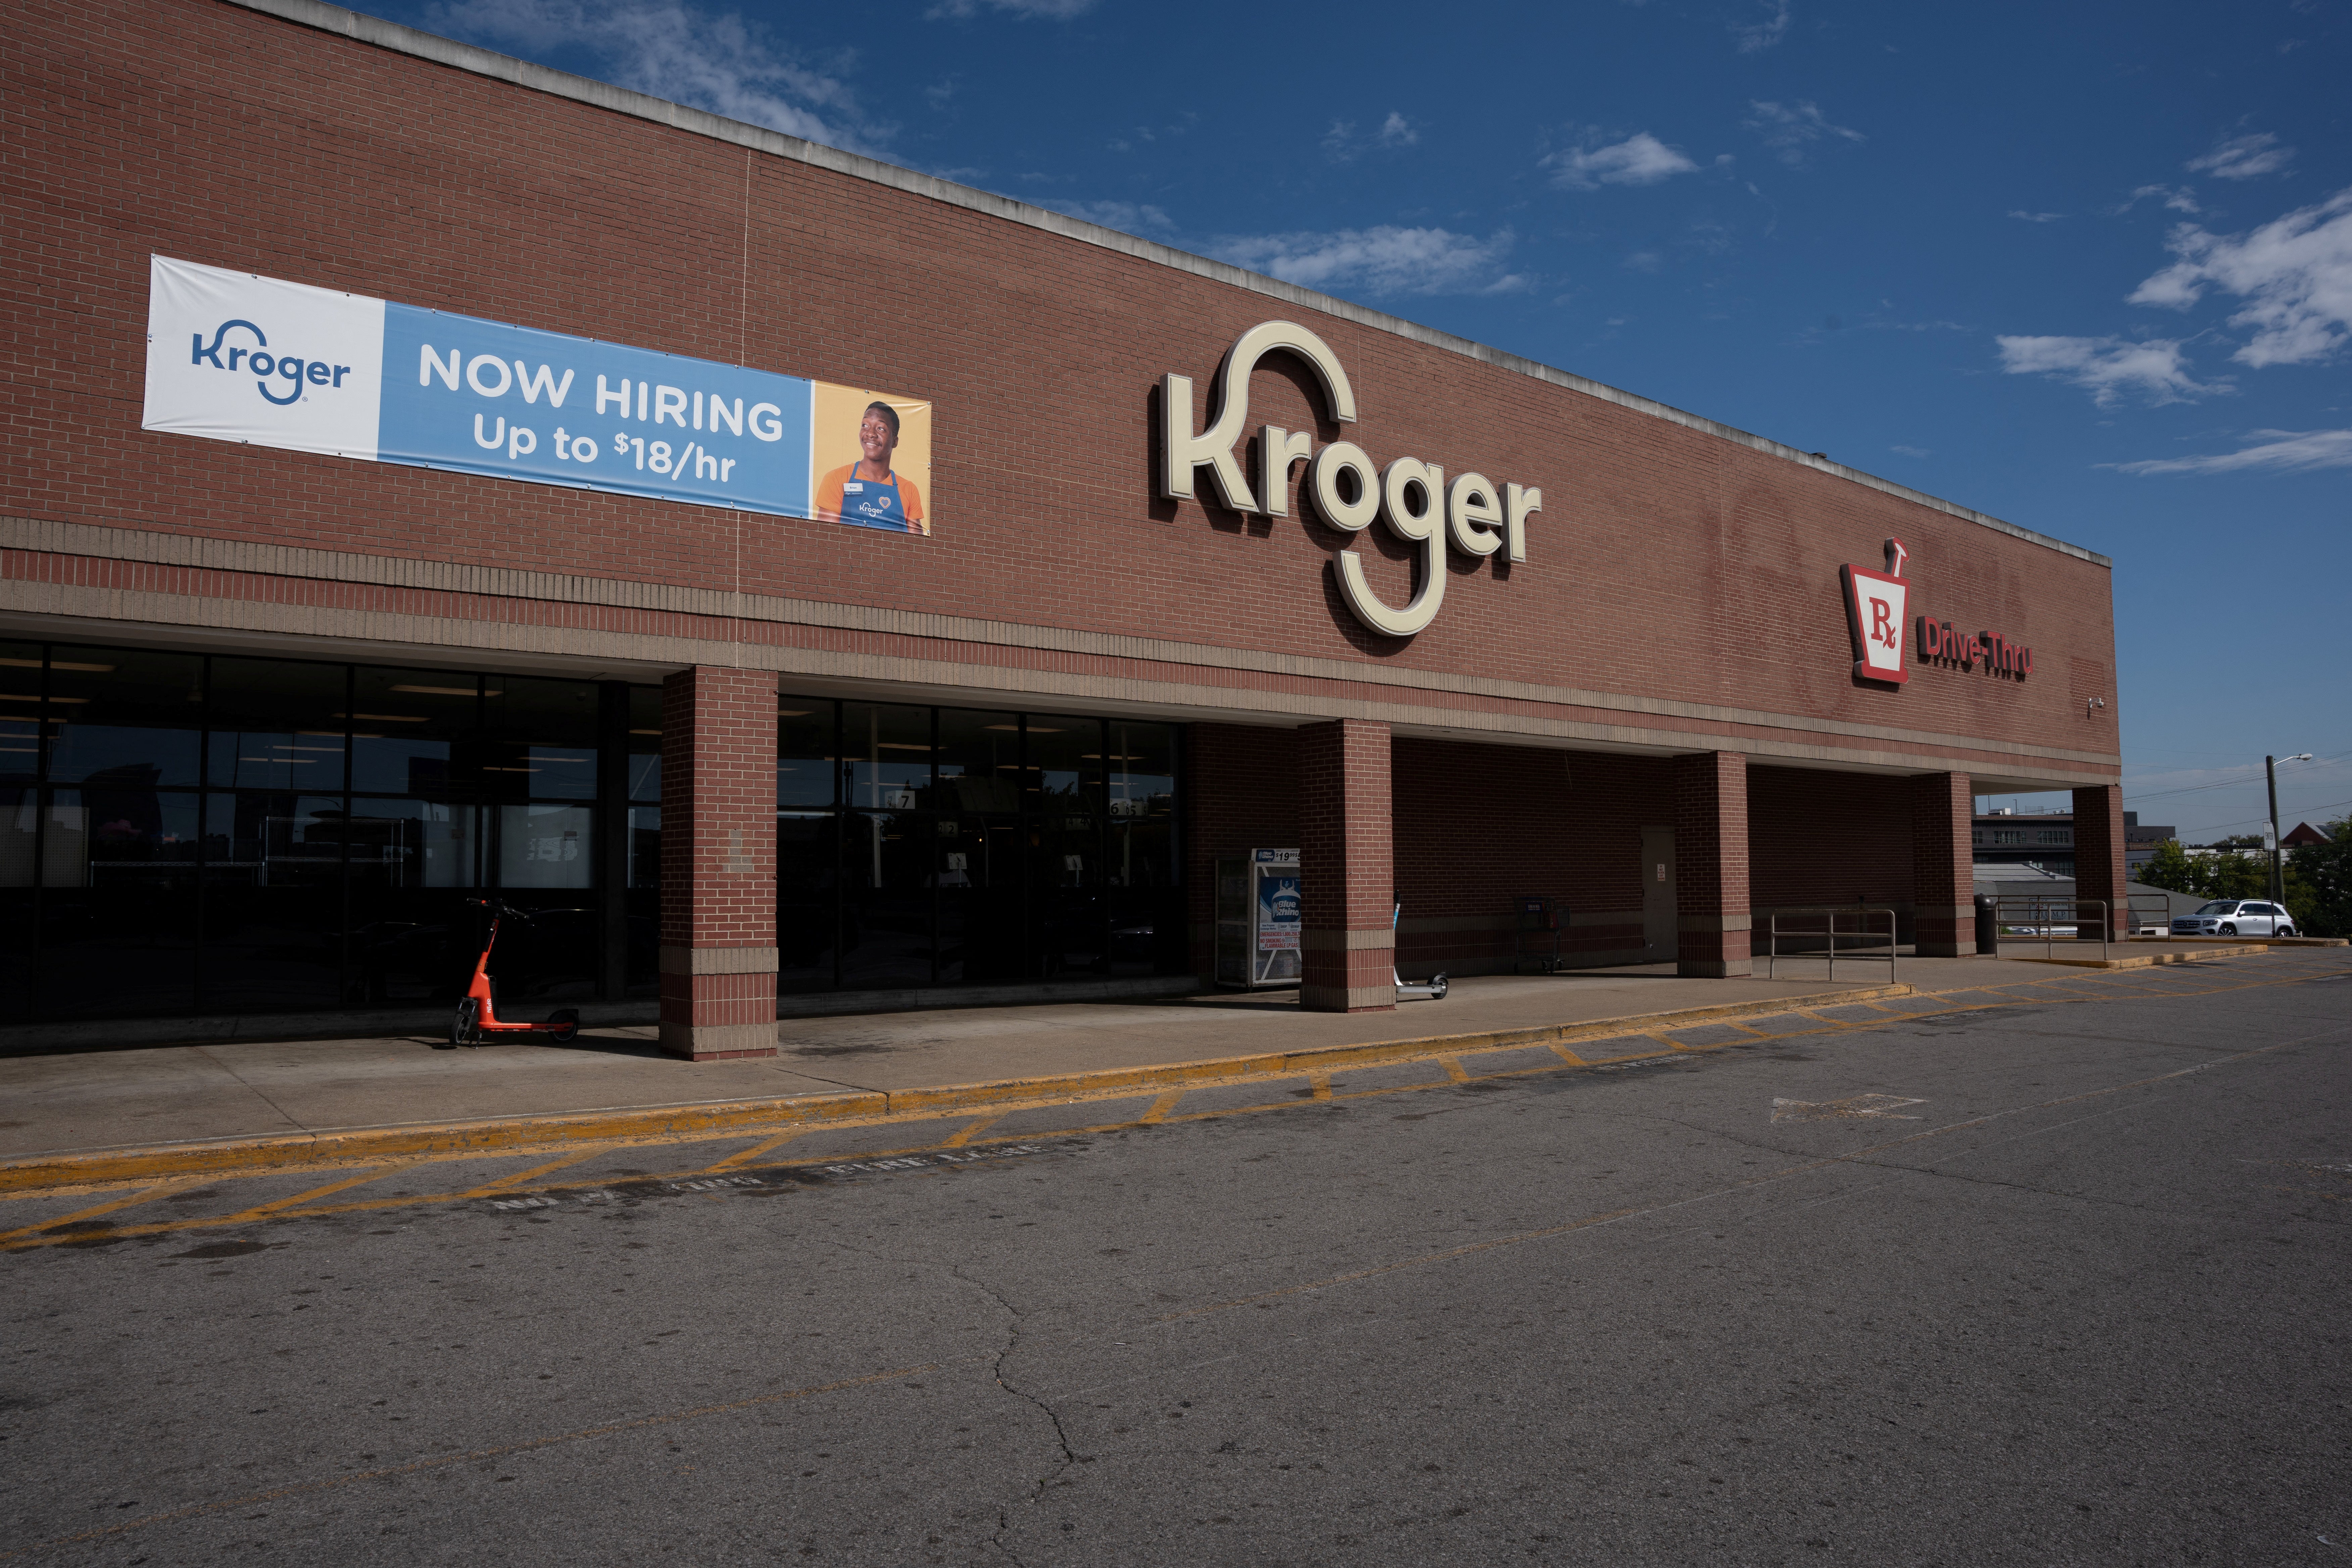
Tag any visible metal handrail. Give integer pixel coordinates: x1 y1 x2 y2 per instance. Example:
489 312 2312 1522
1764 906 1897 982
1990 895 2110 962
2127 892 2175 940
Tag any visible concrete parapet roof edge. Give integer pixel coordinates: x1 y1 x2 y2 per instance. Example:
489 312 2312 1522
219 0 2109 572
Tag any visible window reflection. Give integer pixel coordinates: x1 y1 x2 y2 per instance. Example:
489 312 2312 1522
343 800 484 889
0 641 39 787
841 703 929 810
44 646 202 786
350 668 478 797
207 656 348 791
500 803 591 889
777 698 837 808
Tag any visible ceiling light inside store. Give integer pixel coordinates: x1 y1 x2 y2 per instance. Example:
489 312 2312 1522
0 693 88 703
777 709 810 717
630 728 661 736
0 658 114 672
338 713 429 723
390 684 495 697
876 743 931 751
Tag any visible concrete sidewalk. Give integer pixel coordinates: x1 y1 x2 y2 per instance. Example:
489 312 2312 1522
0 948 2274 1185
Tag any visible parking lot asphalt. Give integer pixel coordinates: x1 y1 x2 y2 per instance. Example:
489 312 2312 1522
3 947 2348 1565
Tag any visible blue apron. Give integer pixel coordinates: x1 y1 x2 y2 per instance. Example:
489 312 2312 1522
838 470 909 531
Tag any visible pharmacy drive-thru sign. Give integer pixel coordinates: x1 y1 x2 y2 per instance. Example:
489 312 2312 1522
142 256 936 534
1842 535 2036 688
1158 321 1543 639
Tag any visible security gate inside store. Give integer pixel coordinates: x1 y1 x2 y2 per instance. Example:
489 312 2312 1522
1640 826 1677 962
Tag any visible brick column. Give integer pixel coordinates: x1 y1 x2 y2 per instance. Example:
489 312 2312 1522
1674 751 1751 977
658 666 778 1061
1298 719 1394 1013
1911 771 1976 956
2072 782 2127 943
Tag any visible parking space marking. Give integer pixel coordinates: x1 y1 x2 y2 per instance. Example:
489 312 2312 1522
703 1130 805 1171
463 1150 605 1197
0 1178 204 1244
942 1115 1003 1148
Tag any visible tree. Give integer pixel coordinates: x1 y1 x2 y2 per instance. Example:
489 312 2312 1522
2287 816 2352 938
2137 838 2197 894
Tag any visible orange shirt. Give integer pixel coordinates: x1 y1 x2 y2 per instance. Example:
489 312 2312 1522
814 462 925 533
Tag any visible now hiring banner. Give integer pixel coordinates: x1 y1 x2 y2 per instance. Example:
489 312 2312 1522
141 256 933 534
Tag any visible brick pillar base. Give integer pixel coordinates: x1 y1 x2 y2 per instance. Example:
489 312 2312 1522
1675 751 1751 978
658 666 780 1061
1912 771 1976 957
2073 782 2127 943
1299 718 1394 1013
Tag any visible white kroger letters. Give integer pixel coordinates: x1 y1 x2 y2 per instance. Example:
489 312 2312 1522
1157 321 1544 638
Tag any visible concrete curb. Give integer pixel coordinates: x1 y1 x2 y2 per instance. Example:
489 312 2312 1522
2002 944 2269 970
0 983 1915 1193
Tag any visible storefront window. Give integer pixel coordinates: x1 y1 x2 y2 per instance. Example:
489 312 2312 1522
485 677 598 801
44 646 202 787
841 703 930 811
777 698 837 808
628 687 662 803
350 667 478 797
500 803 592 888
0 640 40 787
344 799 483 888
207 657 348 792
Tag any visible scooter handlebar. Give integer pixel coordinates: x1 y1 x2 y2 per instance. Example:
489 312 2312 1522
465 898 531 922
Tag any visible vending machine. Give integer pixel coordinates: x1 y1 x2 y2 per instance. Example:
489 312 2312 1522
1214 847 1301 989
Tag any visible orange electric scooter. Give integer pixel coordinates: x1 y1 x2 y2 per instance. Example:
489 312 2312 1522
450 898 581 1047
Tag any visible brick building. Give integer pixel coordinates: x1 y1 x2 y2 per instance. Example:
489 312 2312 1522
0 0 2126 1055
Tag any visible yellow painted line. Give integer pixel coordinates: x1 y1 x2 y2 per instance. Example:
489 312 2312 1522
0 1178 199 1244
704 1129 805 1171
6 962 2340 1217
1440 1057 1471 1084
236 1163 421 1218
462 1149 606 1197
942 1115 1002 1148
1309 1073 1333 1101
8 962 2348 1254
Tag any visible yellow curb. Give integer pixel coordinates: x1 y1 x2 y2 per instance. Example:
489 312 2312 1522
0 1090 887 1197
2000 944 2269 970
0 983 1914 1194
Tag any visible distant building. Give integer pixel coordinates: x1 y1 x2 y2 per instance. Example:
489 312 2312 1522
1970 809 2177 877
2283 822 2331 849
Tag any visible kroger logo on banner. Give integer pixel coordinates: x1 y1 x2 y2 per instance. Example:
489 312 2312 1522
142 257 933 535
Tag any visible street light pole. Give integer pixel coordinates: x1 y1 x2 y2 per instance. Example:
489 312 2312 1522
2267 752 2315 904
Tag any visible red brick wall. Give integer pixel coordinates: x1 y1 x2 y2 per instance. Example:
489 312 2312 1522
658 666 778 1059
1184 723 1300 975
2073 783 2128 941
0 0 2120 787
1298 719 1393 1012
1747 765 1915 913
1911 772 1975 954
1675 751 1752 977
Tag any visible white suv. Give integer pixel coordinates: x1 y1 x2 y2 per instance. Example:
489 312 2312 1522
2171 899 2298 938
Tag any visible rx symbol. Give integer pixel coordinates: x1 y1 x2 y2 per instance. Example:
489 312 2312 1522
1869 596 1898 649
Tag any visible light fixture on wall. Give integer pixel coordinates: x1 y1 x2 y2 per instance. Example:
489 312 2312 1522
2086 696 2106 716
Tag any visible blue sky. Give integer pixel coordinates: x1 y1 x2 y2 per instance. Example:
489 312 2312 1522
384 0 2351 841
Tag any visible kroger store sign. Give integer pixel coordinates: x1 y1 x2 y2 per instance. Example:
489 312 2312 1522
142 257 933 534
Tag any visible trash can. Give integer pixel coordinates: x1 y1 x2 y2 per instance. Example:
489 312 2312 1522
1974 894 1999 954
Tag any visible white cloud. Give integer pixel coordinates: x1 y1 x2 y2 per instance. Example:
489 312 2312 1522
2128 187 2352 367
2186 131 2294 181
1544 132 1700 190
1733 0 1790 52
1209 226 1527 296
925 0 1094 17
2008 210 2065 223
1033 199 1173 235
1994 335 2227 406
2105 428 2352 475
1743 100 1863 167
2120 184 2202 215
1890 445 1931 458
428 0 879 151
1323 111 1419 162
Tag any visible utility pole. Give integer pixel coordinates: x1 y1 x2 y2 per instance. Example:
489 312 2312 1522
2267 754 2281 903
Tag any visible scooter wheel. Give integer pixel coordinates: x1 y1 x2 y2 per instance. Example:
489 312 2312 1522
545 1009 580 1045
1432 974 1450 1000
451 997 480 1048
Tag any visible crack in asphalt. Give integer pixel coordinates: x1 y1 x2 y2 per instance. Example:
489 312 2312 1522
952 1262 1079 1567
